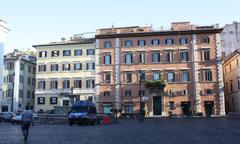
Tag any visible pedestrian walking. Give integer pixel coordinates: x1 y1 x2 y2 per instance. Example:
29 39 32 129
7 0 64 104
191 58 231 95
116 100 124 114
21 110 34 141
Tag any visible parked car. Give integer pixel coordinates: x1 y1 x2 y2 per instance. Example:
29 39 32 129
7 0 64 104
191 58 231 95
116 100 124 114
1 112 14 122
11 112 22 124
0 113 4 122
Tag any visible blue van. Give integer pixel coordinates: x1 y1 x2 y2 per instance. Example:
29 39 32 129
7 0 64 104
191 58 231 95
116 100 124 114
68 101 97 126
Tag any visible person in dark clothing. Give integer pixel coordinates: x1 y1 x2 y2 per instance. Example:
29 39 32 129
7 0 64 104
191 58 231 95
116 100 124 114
21 110 34 141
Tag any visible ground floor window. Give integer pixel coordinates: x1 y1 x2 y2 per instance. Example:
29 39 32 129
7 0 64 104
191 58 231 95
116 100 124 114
124 104 134 113
63 100 69 106
1 105 8 112
38 97 45 105
103 104 112 114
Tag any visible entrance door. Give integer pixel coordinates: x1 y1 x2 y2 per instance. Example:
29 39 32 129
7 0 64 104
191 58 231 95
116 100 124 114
1 105 8 112
181 102 191 116
153 96 162 115
204 101 214 116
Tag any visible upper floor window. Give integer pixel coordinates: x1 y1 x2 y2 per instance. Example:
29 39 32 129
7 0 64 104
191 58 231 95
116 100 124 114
151 39 160 46
125 53 133 64
86 79 95 88
204 70 212 81
125 72 132 83
182 89 188 95
180 51 189 62
74 63 82 71
63 50 71 56
6 62 14 70
38 80 46 89
139 52 146 64
39 51 47 58
104 53 111 65
202 37 210 44
153 72 161 81
51 50 59 57
230 80 233 92
139 72 146 81
74 80 82 88
62 64 70 71
181 71 190 82
28 66 31 73
236 58 239 66
179 38 188 45
138 40 146 46
50 97 58 105
167 72 175 82
125 90 132 96
104 73 111 83
6 74 14 83
166 51 173 62
87 49 95 55
104 41 112 48
74 49 82 56
63 80 70 89
124 40 132 47
169 102 175 110
38 65 46 72
165 38 174 45
20 63 24 71
50 80 58 89
86 62 95 70
206 89 213 95
104 91 110 97
38 97 45 105
152 52 160 63
202 49 210 61
51 64 58 72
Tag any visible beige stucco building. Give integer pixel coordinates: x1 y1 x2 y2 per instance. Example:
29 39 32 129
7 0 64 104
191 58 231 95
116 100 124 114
223 49 240 113
33 36 95 112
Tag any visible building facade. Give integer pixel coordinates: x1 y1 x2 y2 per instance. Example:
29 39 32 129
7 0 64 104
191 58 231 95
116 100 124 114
1 50 36 112
221 21 240 56
222 49 240 113
95 22 225 116
33 36 95 112
0 19 9 112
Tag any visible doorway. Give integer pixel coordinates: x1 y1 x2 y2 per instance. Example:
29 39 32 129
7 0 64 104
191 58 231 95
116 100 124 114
204 101 214 116
1 105 8 112
181 102 191 116
153 96 162 115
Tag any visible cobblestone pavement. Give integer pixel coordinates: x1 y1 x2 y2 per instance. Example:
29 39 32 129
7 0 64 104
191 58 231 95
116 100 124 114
0 116 240 144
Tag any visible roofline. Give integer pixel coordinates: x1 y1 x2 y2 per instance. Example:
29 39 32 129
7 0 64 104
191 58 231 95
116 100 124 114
222 49 240 65
95 28 223 39
32 39 95 48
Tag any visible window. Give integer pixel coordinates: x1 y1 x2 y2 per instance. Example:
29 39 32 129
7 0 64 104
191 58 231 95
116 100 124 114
104 91 110 97
225 83 228 94
51 64 58 71
238 80 240 89
125 40 132 47
169 102 174 110
152 52 160 63
7 74 14 83
87 49 95 55
50 97 58 104
28 66 31 73
32 92 35 99
180 51 189 62
63 80 70 89
6 89 13 97
50 80 58 89
202 37 210 44
182 89 188 95
20 76 24 83
167 72 175 82
63 100 69 106
27 91 31 98
202 49 210 61
104 53 111 64
62 64 70 71
51 50 59 57
20 63 24 71
38 65 46 72
125 104 134 113
104 73 111 83
168 90 174 96
138 40 146 46
165 38 174 45
204 70 212 81
38 97 45 105
86 63 95 70
39 51 47 58
74 49 82 56
38 81 46 89
139 52 146 63
86 79 95 88
33 67 36 74
74 80 82 88
206 89 213 95
74 63 82 70
230 80 233 92
6 62 14 70
125 53 133 64
181 71 190 82
229 64 232 71
179 38 188 45
139 90 145 96
166 51 173 62
139 72 146 81
125 90 132 96
104 41 111 48
63 50 71 56
125 72 132 83
152 39 160 46
32 78 35 86
28 77 31 85
153 72 161 80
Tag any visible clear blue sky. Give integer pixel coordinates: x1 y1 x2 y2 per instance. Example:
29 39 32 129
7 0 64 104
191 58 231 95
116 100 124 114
0 0 239 53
